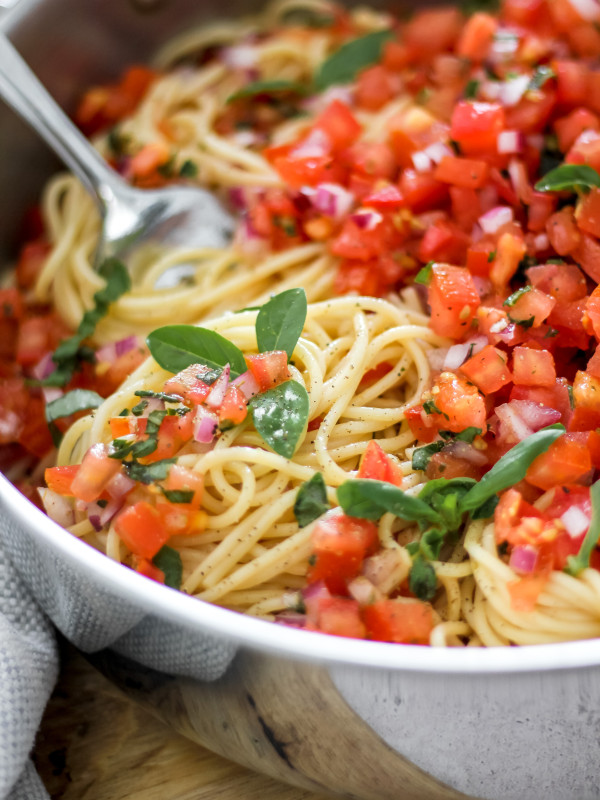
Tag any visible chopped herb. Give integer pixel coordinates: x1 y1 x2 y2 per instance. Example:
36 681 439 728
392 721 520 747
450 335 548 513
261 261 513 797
414 261 434 286
157 154 177 178
161 488 195 504
294 472 329 527
97 499 108 509
134 390 184 403
125 457 176 484
409 554 437 601
412 441 444 471
487 251 496 263
250 380 309 459
464 79 479 99
179 159 198 178
45 389 104 446
503 285 532 307
152 545 183 590
535 164 600 195
565 480 600 576
146 325 246 378
314 29 394 91
110 409 167 460
544 328 559 338
281 7 334 27
528 65 556 92
547 258 565 265
508 314 535 329
423 399 443 415
227 79 309 104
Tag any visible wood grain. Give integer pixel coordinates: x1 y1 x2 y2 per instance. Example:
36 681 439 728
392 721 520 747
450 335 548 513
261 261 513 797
33 642 332 800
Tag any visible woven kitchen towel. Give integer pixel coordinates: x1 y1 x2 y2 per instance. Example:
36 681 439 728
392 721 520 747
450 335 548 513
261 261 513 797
0 540 57 800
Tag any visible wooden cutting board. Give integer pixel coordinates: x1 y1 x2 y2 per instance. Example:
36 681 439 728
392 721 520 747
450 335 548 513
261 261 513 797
34 642 332 800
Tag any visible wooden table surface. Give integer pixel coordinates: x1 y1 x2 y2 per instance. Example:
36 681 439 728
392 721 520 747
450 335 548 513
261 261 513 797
34 642 332 800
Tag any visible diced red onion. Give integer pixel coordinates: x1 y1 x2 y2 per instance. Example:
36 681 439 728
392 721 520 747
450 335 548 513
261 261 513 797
229 187 248 211
561 506 590 539
347 576 378 606
465 335 488 355
303 86 353 113
527 134 544 151
38 488 75 528
96 336 138 364
221 44 258 69
232 130 260 148
509 400 561 431
427 347 449 371
106 471 136 499
498 74 530 106
32 352 55 381
566 0 600 21
423 141 454 164
100 497 125 527
193 405 219 443
232 369 260 400
139 397 165 417
495 402 534 443
508 158 531 204
274 611 307 628
312 182 355 220
292 128 331 160
233 217 268 258
42 387 63 405
446 440 488 466
473 275 493 298
302 579 331 624
534 233 550 251
88 513 102 532
497 130 525 154
206 363 230 408
509 545 539 575
412 150 432 173
350 208 383 231
443 343 473 370
478 205 514 234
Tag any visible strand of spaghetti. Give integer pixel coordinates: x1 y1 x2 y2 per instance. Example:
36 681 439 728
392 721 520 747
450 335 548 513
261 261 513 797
430 621 472 648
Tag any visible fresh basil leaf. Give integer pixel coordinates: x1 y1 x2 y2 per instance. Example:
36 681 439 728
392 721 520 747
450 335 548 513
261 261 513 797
460 424 565 512
256 288 307 360
409 555 437 601
412 442 444 471
535 164 600 194
134 390 185 403
470 494 499 520
131 400 148 416
464 79 479 99
179 159 198 178
45 389 104 446
152 545 183 589
315 29 394 90
146 325 246 377
250 380 309 458
110 409 167 460
227 80 310 103
125 457 176 484
414 261 434 286
42 258 130 387
565 481 600 576
423 399 443 415
162 488 195 504
454 427 482 443
419 477 476 533
419 527 447 561
294 472 329 527
504 285 532 307
337 479 442 524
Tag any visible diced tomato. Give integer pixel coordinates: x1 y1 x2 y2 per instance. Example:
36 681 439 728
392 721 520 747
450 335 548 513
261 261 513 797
144 412 194 463
567 406 600 432
510 379 573 426
404 404 437 443
18 397 54 458
135 558 165 584
357 439 403 486
218 385 248 426
164 464 204 509
45 465 80 496
507 570 551 612
586 285 600 339
363 598 434 644
403 7 462 59
362 185 404 209
245 350 290 392
97 346 148 396
428 264 480 340
576 188 600 237
348 141 398 179
545 208 581 256
490 232 527 289
574 233 600 284
315 597 366 638
567 129 600 174
526 433 592 490
512 346 556 387
334 260 383 296
398 168 448 213
434 156 490 189
465 241 495 276
163 363 213 404
426 449 485 481
75 66 157 136
70 443 123 503
554 108 599 153
505 89 556 134
114 501 170 559
527 262 587 302
307 510 379 595
16 239 50 290
355 65 399 111
460 344 512 394
418 220 470 265
314 100 362 151
128 141 170 181
427 372 487 434
573 369 600 411
494 488 549 547
456 12 497 61
502 0 546 27
16 315 66 367
450 101 505 155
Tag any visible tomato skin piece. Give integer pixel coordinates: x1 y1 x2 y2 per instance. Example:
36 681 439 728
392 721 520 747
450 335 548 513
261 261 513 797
526 433 592 491
585 286 600 340
428 264 480 340
554 108 600 153
363 599 434 644
460 344 512 394
490 232 527 290
165 464 204 509
245 351 290 392
70 443 122 503
574 233 600 284
355 65 398 112
114 501 170 559
357 440 403 486
45 465 80 496
450 101 505 155
307 510 379 596
512 347 556 388
315 597 366 639
404 404 437 443
434 156 490 189
494 488 549 548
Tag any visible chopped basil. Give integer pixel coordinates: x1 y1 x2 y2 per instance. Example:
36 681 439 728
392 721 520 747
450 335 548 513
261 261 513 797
565 481 600 576
409 554 437 601
152 545 183 590
179 159 198 178
535 164 600 194
110 409 167 460
256 287 307 360
503 285 532 307
227 79 310 104
412 441 445 471
250 379 309 459
294 472 329 527
134 390 184 403
414 261 434 286
508 314 535 329
487 251 496 263
161 488 195 504
314 29 394 91
544 328 559 338
41 259 130 387
131 400 148 416
146 325 247 378
464 79 479 99
528 65 556 92
423 399 443 415
337 479 441 524
45 389 104 446
124 457 176 484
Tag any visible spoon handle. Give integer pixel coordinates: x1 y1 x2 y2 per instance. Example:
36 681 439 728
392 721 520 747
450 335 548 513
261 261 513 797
0 33 125 210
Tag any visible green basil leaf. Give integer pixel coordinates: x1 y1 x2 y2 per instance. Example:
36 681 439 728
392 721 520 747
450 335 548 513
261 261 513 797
336 479 442 524
162 488 195 504
409 554 437 601
528 65 556 92
152 545 183 589
414 261 434 286
146 325 246 377
179 159 198 178
534 164 600 194
134 390 185 403
412 442 444 471
227 79 310 103
419 528 447 561
460 424 565 512
565 480 600 576
125 457 176 484
419 477 477 533
315 29 394 90
250 380 309 458
41 258 131 387
256 288 307 360
45 389 104 446
294 472 329 527
454 427 483 443
470 494 499 520
503 285 532 307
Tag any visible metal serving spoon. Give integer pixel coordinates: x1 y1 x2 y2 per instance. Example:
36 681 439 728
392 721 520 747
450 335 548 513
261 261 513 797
0 34 234 268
